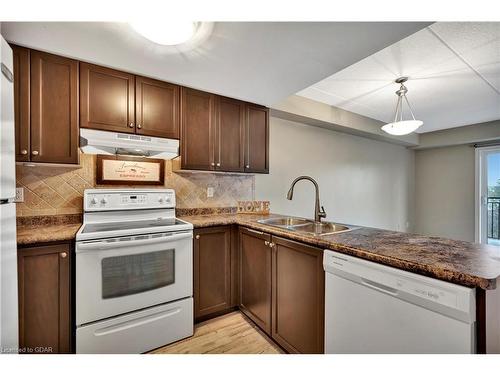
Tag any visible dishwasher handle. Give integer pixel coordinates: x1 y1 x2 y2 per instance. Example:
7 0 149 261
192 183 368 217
361 277 399 296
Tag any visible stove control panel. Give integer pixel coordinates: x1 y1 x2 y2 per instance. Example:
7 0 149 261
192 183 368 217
84 189 176 211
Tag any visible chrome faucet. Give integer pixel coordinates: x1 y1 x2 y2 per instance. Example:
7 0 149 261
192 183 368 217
286 176 327 223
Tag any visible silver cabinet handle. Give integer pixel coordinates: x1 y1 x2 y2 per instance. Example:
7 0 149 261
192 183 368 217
137 124 142 129
264 241 269 246
60 252 67 258
216 162 221 167
129 123 134 128
21 149 28 155
246 228 264 235
211 162 215 167
32 150 39 156
195 234 200 240
245 165 250 169
269 242 275 248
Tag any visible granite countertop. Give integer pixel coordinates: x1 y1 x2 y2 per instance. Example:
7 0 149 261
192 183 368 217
16 215 82 246
179 212 500 290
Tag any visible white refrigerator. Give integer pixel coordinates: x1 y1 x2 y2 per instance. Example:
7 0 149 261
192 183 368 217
0 35 18 353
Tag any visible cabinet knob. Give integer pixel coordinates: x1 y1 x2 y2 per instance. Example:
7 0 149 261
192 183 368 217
216 162 221 167
211 163 215 167
269 242 275 248
195 234 200 240
264 241 269 246
129 123 134 128
245 165 250 169
137 124 142 129
32 150 39 156
60 252 67 258
21 149 28 155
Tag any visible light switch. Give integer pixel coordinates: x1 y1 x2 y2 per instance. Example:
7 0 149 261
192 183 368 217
15 187 24 203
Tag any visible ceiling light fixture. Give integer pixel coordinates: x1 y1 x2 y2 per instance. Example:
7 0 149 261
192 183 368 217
381 77 423 136
130 21 197 46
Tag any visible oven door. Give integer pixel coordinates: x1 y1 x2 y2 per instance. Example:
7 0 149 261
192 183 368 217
76 231 192 325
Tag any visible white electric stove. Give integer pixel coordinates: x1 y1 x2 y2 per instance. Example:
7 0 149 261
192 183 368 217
75 189 194 354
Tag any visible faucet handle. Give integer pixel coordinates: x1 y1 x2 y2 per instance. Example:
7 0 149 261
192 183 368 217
320 206 327 218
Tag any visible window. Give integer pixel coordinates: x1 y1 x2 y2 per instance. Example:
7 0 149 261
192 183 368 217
475 146 500 245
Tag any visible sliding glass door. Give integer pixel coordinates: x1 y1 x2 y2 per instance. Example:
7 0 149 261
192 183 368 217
476 146 500 245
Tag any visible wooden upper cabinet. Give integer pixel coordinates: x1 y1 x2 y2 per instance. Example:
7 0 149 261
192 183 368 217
244 104 269 173
239 227 272 335
12 45 30 162
135 76 180 138
215 96 245 172
180 87 216 170
80 63 135 133
18 243 72 354
30 51 79 164
194 226 232 320
271 236 325 354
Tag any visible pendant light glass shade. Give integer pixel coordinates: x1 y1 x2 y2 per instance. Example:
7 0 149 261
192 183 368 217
381 77 423 136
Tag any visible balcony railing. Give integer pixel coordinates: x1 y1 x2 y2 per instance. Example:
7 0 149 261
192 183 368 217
488 197 500 240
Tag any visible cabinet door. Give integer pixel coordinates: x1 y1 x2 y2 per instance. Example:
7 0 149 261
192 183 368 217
271 236 324 354
135 76 180 138
180 87 216 170
244 104 269 174
239 227 272 335
12 45 30 162
30 51 79 164
194 226 232 320
80 63 135 133
214 97 245 172
18 243 71 354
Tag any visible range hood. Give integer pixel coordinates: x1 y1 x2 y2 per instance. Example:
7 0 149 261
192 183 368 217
80 129 179 159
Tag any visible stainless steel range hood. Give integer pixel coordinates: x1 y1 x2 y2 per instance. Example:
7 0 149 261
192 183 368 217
80 129 179 159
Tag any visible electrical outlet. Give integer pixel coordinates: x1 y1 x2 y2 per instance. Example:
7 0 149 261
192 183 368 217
207 186 214 198
15 187 24 203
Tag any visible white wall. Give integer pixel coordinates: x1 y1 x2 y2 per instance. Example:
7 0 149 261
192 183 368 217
255 117 415 232
414 145 475 242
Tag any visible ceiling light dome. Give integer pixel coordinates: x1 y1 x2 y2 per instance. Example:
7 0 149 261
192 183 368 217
130 21 197 46
381 77 423 136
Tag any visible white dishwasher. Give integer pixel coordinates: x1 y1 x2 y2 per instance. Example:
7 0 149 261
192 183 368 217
323 250 476 354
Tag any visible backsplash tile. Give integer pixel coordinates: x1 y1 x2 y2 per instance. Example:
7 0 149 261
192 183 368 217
16 153 255 217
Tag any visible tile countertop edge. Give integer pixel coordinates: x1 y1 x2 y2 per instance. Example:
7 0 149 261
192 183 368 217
181 213 500 290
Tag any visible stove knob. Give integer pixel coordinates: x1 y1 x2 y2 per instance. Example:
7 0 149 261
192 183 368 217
165 197 172 204
101 198 108 205
90 197 98 205
159 197 164 204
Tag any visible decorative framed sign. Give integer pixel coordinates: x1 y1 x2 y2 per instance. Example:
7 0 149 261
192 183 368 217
96 155 165 185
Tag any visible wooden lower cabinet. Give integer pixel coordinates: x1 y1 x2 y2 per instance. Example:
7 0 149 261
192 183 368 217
271 236 325 354
194 226 234 320
238 228 325 353
17 242 72 354
239 227 272 335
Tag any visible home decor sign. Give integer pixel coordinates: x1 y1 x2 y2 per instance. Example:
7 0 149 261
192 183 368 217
237 200 270 214
96 155 165 185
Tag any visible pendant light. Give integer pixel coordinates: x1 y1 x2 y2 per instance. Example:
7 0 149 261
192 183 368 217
381 77 423 136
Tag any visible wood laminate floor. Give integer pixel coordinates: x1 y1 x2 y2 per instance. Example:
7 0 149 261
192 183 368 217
150 311 283 354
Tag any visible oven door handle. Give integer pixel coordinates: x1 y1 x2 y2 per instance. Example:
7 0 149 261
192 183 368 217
76 231 193 252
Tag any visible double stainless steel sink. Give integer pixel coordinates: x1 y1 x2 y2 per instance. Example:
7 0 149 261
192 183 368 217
257 217 356 236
